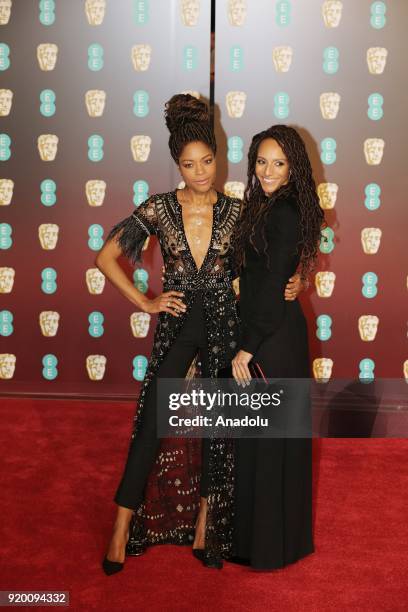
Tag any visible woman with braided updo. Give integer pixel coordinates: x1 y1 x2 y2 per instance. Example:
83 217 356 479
96 96 303 575
231 125 325 570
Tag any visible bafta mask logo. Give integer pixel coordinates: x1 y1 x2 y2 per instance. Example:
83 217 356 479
86 180 106 207
364 138 384 165
131 135 152 162
0 266 14 293
39 223 59 250
130 312 151 338
0 353 16 379
131 44 152 71
320 92 341 120
317 183 338 209
180 0 200 26
0 0 12 25
272 46 293 73
181 90 200 99
85 89 106 117
224 181 245 200
38 134 59 161
39 311 60 337
85 0 106 25
322 0 343 28
86 355 107 380
361 227 382 254
313 358 333 383
367 47 388 75
37 43 58 71
315 271 336 297
0 89 13 117
404 360 408 383
358 315 379 342
0 178 14 206
226 91 247 118
228 0 247 26
86 268 105 294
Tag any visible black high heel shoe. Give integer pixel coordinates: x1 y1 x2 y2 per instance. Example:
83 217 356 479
192 548 223 569
102 530 129 576
192 548 204 562
201 551 223 569
102 556 124 576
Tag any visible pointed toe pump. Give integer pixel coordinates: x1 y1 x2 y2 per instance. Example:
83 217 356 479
102 555 124 576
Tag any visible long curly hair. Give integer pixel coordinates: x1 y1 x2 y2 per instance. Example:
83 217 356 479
164 93 216 163
234 125 325 278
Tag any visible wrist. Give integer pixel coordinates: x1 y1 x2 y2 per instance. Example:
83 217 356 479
137 295 150 311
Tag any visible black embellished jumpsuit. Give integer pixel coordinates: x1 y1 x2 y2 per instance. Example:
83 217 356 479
106 190 241 559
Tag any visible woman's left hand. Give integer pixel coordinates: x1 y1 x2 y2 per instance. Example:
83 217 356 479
284 273 305 301
232 350 253 387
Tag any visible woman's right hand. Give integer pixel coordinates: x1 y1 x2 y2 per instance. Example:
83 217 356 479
140 291 187 317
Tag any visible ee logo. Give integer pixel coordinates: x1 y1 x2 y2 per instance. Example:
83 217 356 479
0 223 12 249
133 181 149 205
43 354 58 380
320 138 337 165
88 312 104 337
133 90 149 117
370 2 386 29
134 0 149 25
320 227 335 253
40 89 56 117
316 315 332 341
274 92 290 119
275 1 292 27
88 135 104 162
41 179 57 207
323 47 339 74
0 310 13 336
88 44 104 71
88 224 104 250
227 136 243 163
359 358 375 381
367 93 384 121
134 269 149 293
364 183 381 211
41 267 57 294
362 272 378 298
133 355 148 381
0 133 11 160
39 0 56 26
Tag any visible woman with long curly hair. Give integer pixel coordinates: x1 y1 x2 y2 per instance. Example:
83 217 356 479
231 124 325 570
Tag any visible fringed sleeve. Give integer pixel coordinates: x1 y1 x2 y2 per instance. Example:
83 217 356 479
105 196 157 266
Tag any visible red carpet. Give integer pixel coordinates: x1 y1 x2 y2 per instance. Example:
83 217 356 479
0 397 407 611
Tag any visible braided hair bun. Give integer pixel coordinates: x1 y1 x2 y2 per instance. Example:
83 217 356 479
165 94 210 133
164 94 216 162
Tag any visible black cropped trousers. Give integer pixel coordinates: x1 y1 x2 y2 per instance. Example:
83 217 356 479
114 291 210 510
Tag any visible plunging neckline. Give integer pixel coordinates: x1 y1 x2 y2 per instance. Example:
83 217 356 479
173 189 221 273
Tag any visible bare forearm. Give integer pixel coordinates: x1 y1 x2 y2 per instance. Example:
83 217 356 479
95 255 148 309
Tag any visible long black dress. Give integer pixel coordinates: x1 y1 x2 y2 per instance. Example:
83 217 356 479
233 184 314 569
106 189 241 560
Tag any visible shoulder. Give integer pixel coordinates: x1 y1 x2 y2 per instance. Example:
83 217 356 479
143 191 172 204
268 192 299 223
218 192 242 232
220 192 243 215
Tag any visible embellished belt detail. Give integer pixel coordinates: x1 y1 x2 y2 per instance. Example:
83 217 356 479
163 272 233 291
